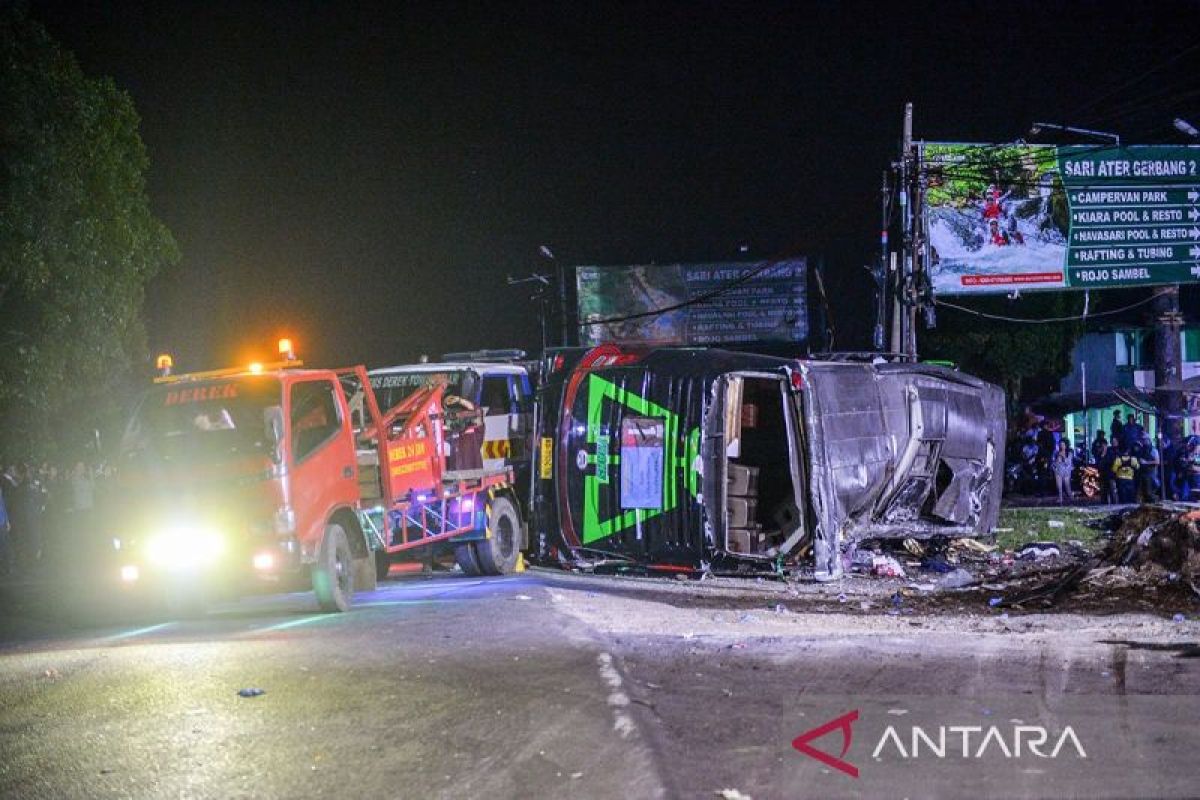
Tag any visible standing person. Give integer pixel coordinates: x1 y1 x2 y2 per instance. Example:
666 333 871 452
1112 446 1140 504
1091 431 1109 464
1110 411 1125 449
1136 434 1160 502
18 464 46 569
1122 412 1145 452
1187 439 1200 502
1096 441 1118 504
1052 440 1075 504
1162 434 1179 500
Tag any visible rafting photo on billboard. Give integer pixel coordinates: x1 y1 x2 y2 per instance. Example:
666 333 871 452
925 143 1069 294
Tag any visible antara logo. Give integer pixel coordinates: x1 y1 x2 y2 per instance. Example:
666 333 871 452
792 710 1087 779
791 710 860 778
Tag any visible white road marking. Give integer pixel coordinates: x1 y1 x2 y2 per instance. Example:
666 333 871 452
597 652 637 738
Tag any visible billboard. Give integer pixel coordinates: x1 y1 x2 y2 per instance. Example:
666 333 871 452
576 259 808 346
923 143 1200 294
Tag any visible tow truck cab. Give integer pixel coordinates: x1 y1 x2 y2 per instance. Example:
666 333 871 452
111 361 374 611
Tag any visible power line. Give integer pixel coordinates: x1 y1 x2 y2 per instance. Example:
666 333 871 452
1069 40 1200 121
933 291 1163 325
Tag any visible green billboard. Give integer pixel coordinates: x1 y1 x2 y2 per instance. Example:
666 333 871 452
923 143 1200 294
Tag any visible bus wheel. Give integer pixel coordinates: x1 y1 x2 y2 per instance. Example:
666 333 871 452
476 496 521 575
312 523 353 612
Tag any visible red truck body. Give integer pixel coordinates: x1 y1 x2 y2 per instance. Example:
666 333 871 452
109 359 523 613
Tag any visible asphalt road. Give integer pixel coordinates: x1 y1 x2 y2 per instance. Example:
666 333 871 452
1 568 1198 799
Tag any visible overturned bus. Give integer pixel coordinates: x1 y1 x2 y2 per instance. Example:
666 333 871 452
530 345 1005 580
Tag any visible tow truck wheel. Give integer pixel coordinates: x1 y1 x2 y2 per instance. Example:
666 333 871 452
475 496 521 575
313 523 353 612
374 549 391 581
454 543 483 576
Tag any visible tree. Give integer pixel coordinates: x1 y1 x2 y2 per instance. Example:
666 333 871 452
0 7 178 459
922 292 1085 413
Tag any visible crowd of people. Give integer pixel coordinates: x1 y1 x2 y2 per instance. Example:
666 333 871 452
0 460 112 578
1010 408 1200 505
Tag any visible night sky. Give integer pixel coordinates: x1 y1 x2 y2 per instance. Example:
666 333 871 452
27 1 1200 370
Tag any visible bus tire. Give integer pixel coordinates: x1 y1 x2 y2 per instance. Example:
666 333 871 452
476 496 521 575
454 543 482 576
312 523 353 612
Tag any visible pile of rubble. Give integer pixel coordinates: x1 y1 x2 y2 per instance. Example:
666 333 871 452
998 504 1200 609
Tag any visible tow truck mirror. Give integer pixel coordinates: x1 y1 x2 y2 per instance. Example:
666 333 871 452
264 406 285 464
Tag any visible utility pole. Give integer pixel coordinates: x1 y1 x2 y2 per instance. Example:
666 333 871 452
1153 284 1184 444
875 170 889 351
538 245 571 348
895 102 917 359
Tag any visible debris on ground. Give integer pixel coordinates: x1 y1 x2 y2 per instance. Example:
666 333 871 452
998 504 1200 610
237 688 266 698
1016 542 1061 561
936 568 975 590
870 555 906 578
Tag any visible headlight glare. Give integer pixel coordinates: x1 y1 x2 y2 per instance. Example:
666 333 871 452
145 524 225 570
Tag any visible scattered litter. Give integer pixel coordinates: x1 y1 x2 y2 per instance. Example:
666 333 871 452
514 594 533 601
936 568 974 589
571 772 583 780
887 708 909 716
902 538 925 557
909 582 936 592
42 668 61 680
729 643 746 650
993 527 1014 533
237 688 266 698
871 554 907 578
1017 542 1061 561
859 600 873 610
837 593 848 603
1047 520 1065 529
717 790 752 800
988 597 1003 607
772 603 789 615
921 555 954 573
1173 613 1186 623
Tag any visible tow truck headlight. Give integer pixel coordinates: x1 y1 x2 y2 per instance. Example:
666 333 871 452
145 525 226 570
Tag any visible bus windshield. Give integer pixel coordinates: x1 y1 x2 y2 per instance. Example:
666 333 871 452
368 369 476 414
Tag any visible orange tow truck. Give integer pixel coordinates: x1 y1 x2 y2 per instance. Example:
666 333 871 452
109 340 524 614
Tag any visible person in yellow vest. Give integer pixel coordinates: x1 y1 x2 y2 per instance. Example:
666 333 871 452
1111 446 1140 504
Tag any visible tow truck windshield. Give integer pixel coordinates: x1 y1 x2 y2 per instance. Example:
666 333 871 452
120 377 281 463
